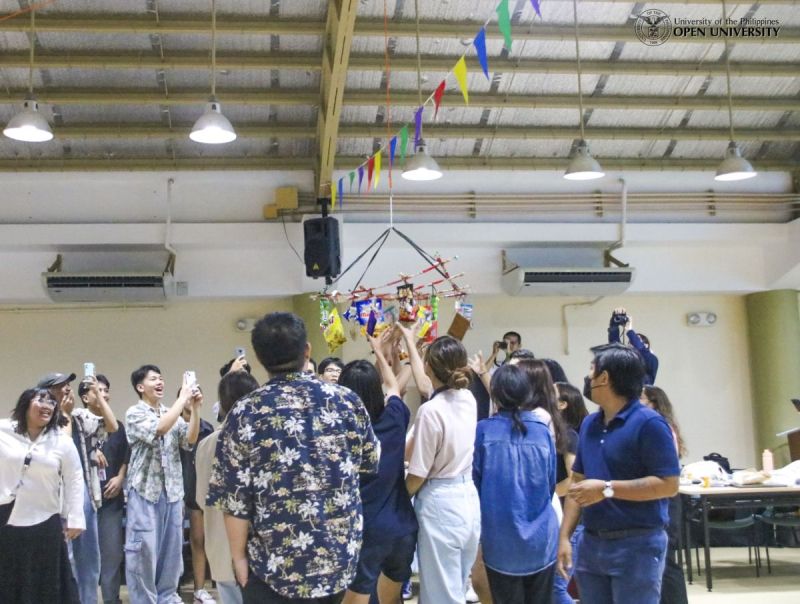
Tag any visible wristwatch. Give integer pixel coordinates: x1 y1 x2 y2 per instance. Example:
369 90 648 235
602 481 615 498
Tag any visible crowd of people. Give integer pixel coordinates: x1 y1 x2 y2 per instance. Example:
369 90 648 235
0 306 687 604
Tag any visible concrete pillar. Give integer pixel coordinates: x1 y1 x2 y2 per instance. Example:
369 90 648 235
745 290 800 465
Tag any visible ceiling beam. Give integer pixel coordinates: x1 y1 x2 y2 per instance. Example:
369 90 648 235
1 52 797 77
2 88 798 112
0 156 794 173
1 16 796 45
31 123 800 143
315 0 358 196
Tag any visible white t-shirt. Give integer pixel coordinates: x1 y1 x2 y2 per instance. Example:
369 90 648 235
407 388 477 480
0 420 84 529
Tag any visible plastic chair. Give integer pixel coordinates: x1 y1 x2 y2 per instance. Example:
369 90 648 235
755 507 800 573
691 514 762 578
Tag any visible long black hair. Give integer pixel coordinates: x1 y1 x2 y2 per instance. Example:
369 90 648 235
555 381 589 432
339 360 385 424
490 364 533 435
12 388 60 436
217 371 260 418
514 358 569 454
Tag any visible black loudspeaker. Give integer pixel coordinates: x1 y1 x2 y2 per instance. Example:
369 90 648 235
303 216 341 278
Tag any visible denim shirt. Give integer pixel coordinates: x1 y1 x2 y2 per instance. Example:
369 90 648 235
473 410 558 575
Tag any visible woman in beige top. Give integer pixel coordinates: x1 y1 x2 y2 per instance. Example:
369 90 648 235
405 335 480 604
196 370 260 604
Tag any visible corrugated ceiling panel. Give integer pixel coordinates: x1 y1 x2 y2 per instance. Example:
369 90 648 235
482 139 571 157
278 0 327 19
515 40 616 61
687 109 785 129
58 105 163 124
44 68 157 88
494 107 580 127
46 0 136 15
345 71 384 89
729 43 800 63
339 106 380 124
529 1 633 25
618 41 723 63
601 74 705 96
587 109 686 129
704 76 800 97
37 32 152 51
588 139 672 158
757 141 798 160
0 31 33 51
276 106 316 124
501 73 601 95
669 140 732 158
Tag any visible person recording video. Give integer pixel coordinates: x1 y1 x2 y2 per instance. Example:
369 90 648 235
486 331 523 373
607 308 659 385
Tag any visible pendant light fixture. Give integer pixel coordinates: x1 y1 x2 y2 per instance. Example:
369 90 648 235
714 0 756 181
564 0 603 181
402 0 442 181
190 0 236 144
3 9 53 142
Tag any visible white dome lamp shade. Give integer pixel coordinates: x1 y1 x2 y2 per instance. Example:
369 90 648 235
564 140 605 181
714 141 757 181
401 140 443 181
189 100 237 144
3 97 53 142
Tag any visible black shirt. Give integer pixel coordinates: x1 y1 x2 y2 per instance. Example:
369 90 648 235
99 422 130 511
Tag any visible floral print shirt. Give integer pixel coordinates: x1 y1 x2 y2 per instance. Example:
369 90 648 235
125 401 190 503
207 372 380 599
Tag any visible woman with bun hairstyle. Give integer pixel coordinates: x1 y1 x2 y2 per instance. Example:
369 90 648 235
406 335 481 604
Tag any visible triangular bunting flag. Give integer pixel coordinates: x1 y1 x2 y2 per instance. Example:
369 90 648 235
453 56 469 105
358 165 364 194
367 155 375 190
338 178 344 209
399 125 409 163
373 150 381 189
433 80 446 119
414 107 424 146
389 136 397 167
474 28 490 80
497 0 513 51
349 171 355 191
330 182 336 211
530 0 541 18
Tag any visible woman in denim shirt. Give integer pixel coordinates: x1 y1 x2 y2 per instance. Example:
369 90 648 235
473 364 558 603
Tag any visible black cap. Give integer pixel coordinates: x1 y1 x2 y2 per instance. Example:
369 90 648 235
36 372 77 388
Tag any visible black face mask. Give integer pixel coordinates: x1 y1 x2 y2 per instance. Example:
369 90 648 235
583 375 594 402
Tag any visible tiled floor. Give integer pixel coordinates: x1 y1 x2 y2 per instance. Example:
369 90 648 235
120 546 800 603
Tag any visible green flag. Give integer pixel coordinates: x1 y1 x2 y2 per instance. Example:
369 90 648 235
399 125 409 164
497 0 512 51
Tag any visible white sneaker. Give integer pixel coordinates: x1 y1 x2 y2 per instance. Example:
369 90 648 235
465 579 480 603
194 590 217 604
166 595 184 604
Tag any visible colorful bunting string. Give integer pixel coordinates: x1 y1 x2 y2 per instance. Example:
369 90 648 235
326 0 545 208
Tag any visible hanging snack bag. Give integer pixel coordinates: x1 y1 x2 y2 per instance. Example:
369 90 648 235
397 283 416 322
323 307 347 353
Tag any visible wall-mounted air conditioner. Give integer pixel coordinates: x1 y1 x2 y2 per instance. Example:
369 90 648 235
502 266 634 296
42 272 173 302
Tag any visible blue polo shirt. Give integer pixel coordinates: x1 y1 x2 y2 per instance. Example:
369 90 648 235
572 399 680 532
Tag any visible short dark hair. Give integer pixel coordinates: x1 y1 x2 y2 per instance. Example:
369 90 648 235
590 343 645 401
490 364 532 435
509 349 535 361
218 371 260 418
541 358 569 384
318 357 344 375
78 373 110 399
219 358 252 377
12 388 60 436
251 312 307 373
503 331 522 344
130 364 161 396
555 381 589 432
339 360 384 424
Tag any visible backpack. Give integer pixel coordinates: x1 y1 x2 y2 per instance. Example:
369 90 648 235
703 452 732 474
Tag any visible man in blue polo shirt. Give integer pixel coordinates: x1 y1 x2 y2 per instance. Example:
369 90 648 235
556 343 679 604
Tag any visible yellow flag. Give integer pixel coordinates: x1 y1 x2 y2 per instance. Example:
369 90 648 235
330 182 336 211
453 56 469 105
374 150 381 189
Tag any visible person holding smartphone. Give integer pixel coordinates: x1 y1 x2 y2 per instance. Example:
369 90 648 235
485 331 523 375
125 365 202 604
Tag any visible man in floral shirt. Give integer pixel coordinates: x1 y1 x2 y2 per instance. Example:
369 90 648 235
207 312 380 604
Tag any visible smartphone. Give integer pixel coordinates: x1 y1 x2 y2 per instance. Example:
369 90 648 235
83 362 95 378
366 310 377 337
235 347 246 358
498 341 508 350
184 370 197 388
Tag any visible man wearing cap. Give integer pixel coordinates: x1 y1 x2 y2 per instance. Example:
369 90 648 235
38 371 119 604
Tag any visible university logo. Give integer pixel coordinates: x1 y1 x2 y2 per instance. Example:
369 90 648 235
634 9 672 46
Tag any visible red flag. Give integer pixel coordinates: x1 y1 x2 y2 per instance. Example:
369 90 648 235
367 155 375 190
433 80 446 119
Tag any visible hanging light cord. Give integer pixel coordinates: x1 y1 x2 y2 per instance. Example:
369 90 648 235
572 0 586 141
414 0 422 108
210 0 217 98
27 8 35 94
721 0 735 142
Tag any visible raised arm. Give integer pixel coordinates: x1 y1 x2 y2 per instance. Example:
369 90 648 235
368 333 400 399
395 322 432 399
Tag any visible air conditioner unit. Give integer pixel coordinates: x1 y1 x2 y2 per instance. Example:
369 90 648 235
42 272 173 303
502 266 634 296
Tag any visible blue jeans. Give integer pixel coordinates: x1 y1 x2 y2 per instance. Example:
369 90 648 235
415 476 481 604
125 488 184 604
575 529 668 604
552 524 583 604
97 502 125 604
72 483 101 604
217 580 243 604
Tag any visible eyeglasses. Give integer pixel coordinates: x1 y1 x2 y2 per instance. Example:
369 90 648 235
323 367 342 374
34 397 57 407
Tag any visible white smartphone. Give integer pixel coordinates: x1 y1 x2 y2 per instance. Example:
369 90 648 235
83 362 95 378
184 370 197 388
235 347 246 358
